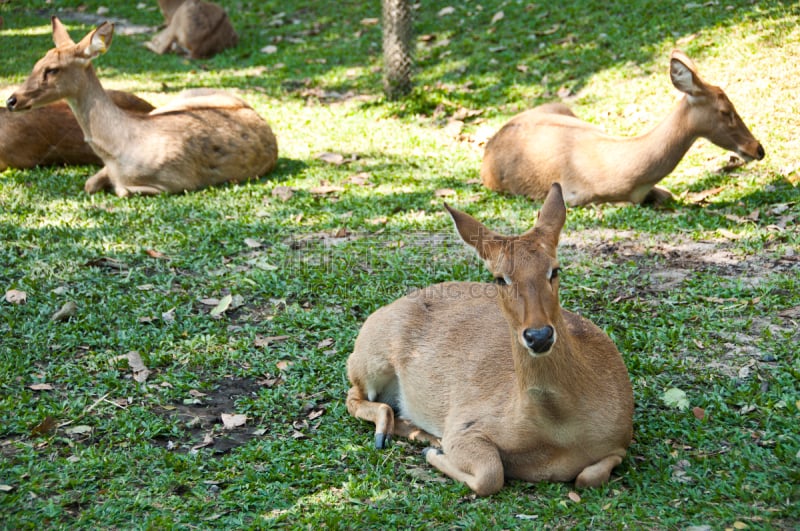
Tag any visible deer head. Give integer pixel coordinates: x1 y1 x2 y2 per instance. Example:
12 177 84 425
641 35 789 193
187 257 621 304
7 17 114 112
669 49 764 161
446 183 566 355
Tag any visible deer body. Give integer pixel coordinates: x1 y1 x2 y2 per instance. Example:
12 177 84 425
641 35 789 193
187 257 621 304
347 184 633 495
0 90 153 171
6 18 276 196
147 0 238 59
481 50 764 206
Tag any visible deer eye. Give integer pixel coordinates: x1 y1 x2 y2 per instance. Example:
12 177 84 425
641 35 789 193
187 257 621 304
493 276 510 286
549 267 560 281
44 67 59 78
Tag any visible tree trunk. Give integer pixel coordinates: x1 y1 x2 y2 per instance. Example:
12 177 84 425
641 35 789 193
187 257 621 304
382 0 413 99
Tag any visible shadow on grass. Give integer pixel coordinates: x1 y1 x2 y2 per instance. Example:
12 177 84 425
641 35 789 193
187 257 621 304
2 1 795 112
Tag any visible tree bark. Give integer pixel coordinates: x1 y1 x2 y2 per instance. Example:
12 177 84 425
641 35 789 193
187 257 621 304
382 0 413 99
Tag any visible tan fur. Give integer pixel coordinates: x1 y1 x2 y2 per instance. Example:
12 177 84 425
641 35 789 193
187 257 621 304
481 50 765 206
7 17 277 197
147 0 238 59
0 90 153 171
346 184 634 496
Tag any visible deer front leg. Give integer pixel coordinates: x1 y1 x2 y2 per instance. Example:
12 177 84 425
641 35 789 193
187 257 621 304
423 438 504 496
574 454 623 488
84 167 111 194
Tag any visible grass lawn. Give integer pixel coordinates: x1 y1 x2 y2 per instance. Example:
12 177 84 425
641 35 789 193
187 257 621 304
1 0 798 528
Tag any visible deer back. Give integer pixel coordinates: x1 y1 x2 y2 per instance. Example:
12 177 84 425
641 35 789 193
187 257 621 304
149 0 238 59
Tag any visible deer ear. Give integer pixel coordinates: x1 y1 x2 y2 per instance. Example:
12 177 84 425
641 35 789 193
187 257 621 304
77 22 114 60
530 183 566 248
669 49 705 97
51 16 75 48
444 203 503 261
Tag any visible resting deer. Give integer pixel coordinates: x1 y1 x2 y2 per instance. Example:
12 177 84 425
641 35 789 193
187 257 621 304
6 17 277 197
481 50 765 206
1 91 153 171
146 0 238 59
346 183 634 496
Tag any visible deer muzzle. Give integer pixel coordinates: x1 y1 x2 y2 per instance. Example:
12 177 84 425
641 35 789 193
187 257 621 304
522 325 555 354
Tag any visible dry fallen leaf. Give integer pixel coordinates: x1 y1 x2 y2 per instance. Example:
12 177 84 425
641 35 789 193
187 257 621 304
692 406 706 420
28 383 54 391
254 335 290 348
209 294 233 318
221 413 247 430
65 425 93 435
51 301 78 322
317 338 334 348
276 360 293 371
4 289 27 304
272 185 295 201
311 184 345 195
244 238 263 248
435 188 456 198
360 17 379 26
145 249 168 259
261 44 278 54
127 351 151 383
317 152 346 165
30 415 58 437
491 10 504 23
345 172 371 186
437 6 455 16
568 491 581 503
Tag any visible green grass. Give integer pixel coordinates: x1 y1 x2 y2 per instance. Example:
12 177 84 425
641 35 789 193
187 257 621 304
2 0 799 528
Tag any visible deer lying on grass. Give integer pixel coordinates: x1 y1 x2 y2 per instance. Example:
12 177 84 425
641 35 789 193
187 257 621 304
6 17 277 196
346 183 634 496
481 50 765 206
1 91 153 171
147 0 238 59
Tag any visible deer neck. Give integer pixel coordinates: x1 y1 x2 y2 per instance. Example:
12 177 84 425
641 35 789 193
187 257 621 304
509 321 588 408
66 66 137 158
613 97 698 186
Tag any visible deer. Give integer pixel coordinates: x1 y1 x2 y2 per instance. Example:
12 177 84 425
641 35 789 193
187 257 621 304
480 50 765 206
1 91 153 171
6 17 277 197
146 0 238 59
346 183 634 496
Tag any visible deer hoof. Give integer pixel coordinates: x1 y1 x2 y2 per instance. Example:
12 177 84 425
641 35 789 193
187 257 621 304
374 432 391 449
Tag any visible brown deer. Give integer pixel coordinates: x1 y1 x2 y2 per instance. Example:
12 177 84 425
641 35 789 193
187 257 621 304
146 0 238 59
480 50 765 206
1 91 153 171
6 17 277 196
346 183 634 496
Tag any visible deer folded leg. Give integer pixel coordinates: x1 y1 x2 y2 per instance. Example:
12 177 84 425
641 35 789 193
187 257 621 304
146 28 176 55
574 454 623 488
423 439 504 496
392 418 440 447
84 167 111 194
346 386 395 449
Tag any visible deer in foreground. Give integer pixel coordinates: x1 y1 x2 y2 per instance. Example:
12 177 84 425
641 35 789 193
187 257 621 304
346 183 634 496
6 17 277 197
1 91 153 171
481 50 765 206
146 0 238 59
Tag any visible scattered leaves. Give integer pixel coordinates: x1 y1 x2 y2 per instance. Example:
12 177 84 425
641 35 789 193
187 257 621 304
437 6 455 16
567 491 581 503
316 152 346 165
28 383 54 391
30 416 58 437
310 184 345 195
65 425 93 436
254 335 290 348
692 406 706 420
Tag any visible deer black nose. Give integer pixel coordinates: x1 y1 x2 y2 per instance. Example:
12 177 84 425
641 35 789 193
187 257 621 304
756 144 765 160
6 95 17 111
522 325 554 353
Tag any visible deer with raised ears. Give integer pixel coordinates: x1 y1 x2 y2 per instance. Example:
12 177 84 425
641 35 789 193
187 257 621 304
1 91 153 171
346 183 634 496
147 0 238 59
480 50 765 206
6 17 277 197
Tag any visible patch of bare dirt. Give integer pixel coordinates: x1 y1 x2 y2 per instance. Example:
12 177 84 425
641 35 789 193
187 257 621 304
153 377 269 455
